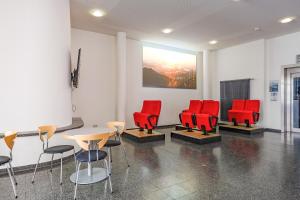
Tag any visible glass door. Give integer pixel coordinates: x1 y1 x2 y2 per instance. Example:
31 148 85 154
291 72 300 132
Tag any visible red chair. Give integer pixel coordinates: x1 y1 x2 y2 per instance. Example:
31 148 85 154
133 100 162 133
228 99 260 127
241 100 260 127
179 100 202 132
228 99 246 126
195 100 219 135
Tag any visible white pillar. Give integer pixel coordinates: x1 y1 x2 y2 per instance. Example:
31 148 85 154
116 32 127 121
203 50 210 99
0 0 72 132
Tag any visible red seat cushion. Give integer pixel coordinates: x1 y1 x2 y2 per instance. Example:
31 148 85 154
133 100 162 129
228 100 260 125
180 100 202 128
181 112 195 128
195 114 213 131
195 100 219 131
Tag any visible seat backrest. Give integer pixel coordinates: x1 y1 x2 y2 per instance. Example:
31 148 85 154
38 125 56 141
107 121 125 136
141 100 162 116
188 100 202 113
74 133 111 151
4 131 17 151
244 100 260 113
201 100 220 116
232 99 246 110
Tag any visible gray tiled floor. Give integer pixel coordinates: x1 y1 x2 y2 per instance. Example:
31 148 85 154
1 128 300 200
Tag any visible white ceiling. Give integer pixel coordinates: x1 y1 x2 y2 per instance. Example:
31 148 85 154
70 0 300 51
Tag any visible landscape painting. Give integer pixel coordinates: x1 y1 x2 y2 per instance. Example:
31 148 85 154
143 46 197 89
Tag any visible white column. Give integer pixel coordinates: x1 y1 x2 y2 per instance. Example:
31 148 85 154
0 0 72 132
116 32 127 121
203 50 210 99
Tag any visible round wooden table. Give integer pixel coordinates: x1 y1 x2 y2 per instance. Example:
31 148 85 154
63 127 116 185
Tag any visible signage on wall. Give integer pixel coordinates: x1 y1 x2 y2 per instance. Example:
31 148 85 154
269 80 279 101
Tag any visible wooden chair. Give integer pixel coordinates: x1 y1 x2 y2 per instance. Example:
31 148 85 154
0 131 18 198
105 121 129 174
32 125 76 184
73 133 112 200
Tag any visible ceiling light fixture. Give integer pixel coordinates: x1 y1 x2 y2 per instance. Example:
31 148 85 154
254 27 261 31
161 28 173 34
209 40 218 45
232 0 241 2
279 16 296 24
89 9 106 17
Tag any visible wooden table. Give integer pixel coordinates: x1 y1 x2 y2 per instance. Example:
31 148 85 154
63 127 116 185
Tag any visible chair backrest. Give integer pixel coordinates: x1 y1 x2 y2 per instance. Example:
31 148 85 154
38 125 56 142
232 99 246 110
141 100 162 116
74 133 110 151
188 100 202 113
201 100 220 116
107 121 125 135
244 100 260 113
4 131 17 151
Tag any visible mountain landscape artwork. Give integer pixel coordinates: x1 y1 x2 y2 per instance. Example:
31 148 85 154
143 46 197 89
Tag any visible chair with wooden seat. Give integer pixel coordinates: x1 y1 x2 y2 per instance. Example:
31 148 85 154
73 133 112 200
0 131 18 198
32 125 76 184
105 121 129 173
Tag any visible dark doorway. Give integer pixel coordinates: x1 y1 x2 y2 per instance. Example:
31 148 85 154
220 79 250 121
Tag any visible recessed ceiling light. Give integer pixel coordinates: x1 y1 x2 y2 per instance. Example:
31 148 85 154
209 40 218 45
254 27 261 31
89 9 106 17
161 28 173 34
232 0 241 2
279 16 296 24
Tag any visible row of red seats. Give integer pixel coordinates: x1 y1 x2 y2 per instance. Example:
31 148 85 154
132 99 260 134
228 99 260 127
180 100 219 134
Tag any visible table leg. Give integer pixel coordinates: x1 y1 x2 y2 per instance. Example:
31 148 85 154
88 162 92 176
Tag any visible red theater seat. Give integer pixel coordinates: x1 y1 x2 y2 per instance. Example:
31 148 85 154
195 100 219 134
179 100 202 131
133 100 161 133
228 99 260 127
228 99 246 126
242 100 260 127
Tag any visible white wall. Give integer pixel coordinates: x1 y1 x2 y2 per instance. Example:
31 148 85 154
0 0 74 168
265 31 300 129
210 40 265 124
126 39 203 128
210 32 300 130
0 0 72 132
71 29 117 127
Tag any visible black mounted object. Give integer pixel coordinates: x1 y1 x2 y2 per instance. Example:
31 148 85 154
71 48 81 88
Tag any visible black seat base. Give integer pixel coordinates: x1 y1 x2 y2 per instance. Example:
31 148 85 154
104 140 121 147
0 156 10 165
44 145 74 154
76 150 107 162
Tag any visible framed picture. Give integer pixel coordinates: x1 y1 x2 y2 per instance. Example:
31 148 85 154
142 46 197 89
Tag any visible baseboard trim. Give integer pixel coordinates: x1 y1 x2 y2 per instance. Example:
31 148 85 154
0 153 76 177
264 128 281 133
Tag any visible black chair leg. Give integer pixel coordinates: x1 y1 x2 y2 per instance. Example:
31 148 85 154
245 120 250 128
232 118 238 126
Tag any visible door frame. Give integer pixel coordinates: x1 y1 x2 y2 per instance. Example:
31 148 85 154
281 64 300 132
